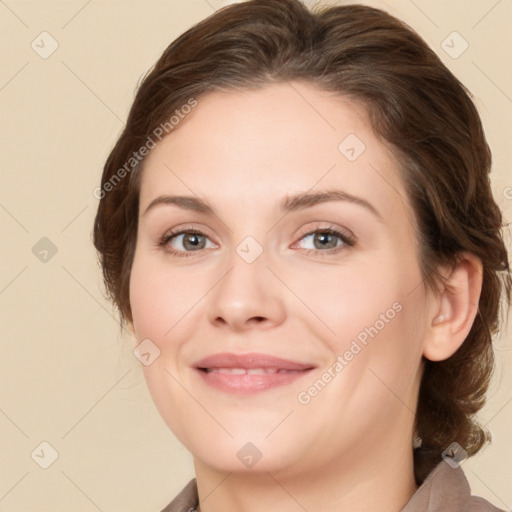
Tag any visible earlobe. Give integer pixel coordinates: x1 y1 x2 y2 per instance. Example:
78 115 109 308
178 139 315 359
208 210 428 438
423 253 483 362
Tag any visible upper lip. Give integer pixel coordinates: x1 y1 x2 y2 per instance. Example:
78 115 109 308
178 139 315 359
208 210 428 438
193 352 316 371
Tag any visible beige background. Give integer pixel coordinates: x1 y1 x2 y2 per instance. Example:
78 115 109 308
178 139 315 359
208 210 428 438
1 0 511 510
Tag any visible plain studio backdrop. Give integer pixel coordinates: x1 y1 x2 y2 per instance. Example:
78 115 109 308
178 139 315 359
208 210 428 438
1 1 511 511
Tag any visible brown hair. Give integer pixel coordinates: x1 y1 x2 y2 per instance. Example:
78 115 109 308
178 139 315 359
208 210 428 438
93 0 511 483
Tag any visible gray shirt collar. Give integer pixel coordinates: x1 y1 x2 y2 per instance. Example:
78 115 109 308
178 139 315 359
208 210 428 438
161 461 504 512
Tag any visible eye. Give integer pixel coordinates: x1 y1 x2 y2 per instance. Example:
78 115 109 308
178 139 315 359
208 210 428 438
293 226 356 255
159 228 216 257
158 225 356 258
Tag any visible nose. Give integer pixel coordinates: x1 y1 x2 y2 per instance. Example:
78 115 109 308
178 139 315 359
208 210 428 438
207 245 286 332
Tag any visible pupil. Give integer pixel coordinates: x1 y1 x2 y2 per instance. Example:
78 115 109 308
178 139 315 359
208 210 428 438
316 232 335 249
185 234 204 250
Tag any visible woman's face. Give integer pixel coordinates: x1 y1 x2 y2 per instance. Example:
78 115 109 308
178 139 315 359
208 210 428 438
129 82 433 478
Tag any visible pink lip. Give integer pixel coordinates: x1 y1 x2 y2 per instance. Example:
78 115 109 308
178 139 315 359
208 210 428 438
193 352 316 394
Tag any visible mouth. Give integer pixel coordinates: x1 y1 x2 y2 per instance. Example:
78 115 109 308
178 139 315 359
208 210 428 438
193 352 316 394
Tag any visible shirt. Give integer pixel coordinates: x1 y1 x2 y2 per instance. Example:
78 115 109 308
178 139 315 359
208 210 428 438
160 460 505 512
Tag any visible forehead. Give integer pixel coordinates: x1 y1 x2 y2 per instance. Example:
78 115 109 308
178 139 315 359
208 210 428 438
139 81 411 221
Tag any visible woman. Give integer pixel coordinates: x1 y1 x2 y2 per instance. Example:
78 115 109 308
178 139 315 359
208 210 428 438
93 1 511 510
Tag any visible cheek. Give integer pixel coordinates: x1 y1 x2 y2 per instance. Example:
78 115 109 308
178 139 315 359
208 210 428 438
129 254 201 342
299 253 427 393
129 255 201 439
288 257 412 348
306 294 425 430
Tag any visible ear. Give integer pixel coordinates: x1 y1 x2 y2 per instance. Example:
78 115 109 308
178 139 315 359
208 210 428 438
423 253 483 362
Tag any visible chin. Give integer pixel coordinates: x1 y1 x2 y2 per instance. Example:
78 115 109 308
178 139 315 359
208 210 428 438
186 431 304 475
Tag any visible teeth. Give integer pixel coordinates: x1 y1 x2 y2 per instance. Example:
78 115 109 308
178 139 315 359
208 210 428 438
247 368 277 375
211 368 246 375
205 367 287 374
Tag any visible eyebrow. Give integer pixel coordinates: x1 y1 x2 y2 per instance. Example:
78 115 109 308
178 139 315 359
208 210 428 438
143 189 382 220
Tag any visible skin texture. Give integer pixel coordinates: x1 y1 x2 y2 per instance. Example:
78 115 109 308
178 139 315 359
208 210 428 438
129 81 482 512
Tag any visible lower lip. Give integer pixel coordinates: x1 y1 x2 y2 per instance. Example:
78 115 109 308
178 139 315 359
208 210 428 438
194 368 314 394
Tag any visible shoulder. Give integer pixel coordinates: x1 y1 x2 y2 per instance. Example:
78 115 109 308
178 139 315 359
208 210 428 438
466 495 507 512
160 479 198 512
161 468 506 512
402 461 506 512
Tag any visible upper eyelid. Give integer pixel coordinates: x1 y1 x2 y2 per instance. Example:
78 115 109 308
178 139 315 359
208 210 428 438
163 224 350 238
296 224 354 239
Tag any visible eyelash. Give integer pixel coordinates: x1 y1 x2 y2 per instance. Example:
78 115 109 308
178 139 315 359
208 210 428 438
157 225 356 258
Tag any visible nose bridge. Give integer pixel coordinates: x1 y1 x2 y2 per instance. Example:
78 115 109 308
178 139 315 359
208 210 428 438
207 232 284 329
218 234 269 303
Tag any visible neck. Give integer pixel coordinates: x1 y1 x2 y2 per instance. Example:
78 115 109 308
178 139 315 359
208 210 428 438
193 439 418 512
